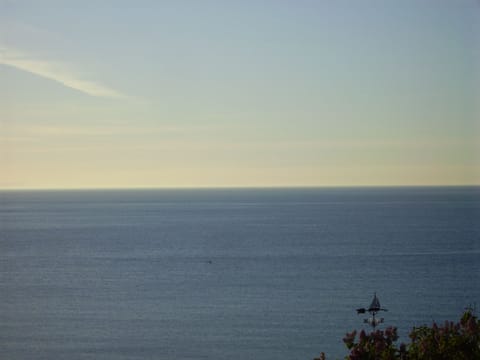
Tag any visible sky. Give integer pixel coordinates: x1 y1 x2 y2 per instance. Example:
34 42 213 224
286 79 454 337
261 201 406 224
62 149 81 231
1 0 479 189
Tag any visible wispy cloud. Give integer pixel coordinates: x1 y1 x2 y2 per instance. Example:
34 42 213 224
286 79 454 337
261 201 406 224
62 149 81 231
0 45 125 98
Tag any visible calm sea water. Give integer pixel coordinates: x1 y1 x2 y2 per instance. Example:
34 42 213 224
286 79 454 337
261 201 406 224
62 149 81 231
0 187 479 359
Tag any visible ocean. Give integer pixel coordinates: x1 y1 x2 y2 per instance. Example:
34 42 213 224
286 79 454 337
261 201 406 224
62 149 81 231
0 187 479 359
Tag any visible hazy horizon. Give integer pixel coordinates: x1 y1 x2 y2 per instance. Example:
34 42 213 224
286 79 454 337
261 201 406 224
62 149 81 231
1 184 479 192
1 1 479 189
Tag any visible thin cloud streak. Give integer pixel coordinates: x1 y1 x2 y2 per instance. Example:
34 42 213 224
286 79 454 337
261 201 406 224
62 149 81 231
0 45 125 98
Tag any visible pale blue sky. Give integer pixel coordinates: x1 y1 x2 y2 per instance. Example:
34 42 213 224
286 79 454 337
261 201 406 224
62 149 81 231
1 0 479 188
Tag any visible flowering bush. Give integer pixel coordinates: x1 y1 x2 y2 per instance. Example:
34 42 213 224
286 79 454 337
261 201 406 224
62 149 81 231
407 311 480 360
315 311 480 360
341 326 406 360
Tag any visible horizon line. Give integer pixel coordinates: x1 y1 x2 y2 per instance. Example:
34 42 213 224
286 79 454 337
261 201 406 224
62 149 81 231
1 184 479 192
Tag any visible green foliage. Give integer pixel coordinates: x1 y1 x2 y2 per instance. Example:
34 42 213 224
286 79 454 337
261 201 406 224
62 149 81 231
341 327 406 360
343 327 401 360
407 311 480 360
315 311 480 360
